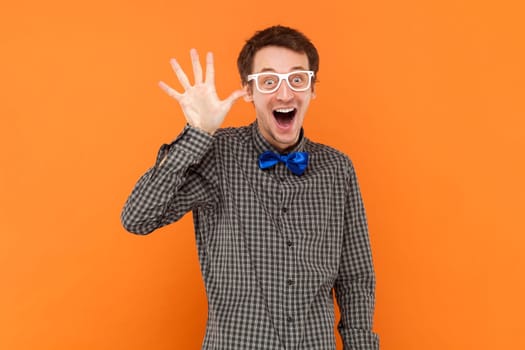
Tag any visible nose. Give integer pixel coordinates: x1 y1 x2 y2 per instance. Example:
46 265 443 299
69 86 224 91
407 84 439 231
275 79 293 101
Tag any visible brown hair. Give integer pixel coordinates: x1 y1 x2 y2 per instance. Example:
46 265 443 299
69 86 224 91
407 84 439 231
237 25 319 86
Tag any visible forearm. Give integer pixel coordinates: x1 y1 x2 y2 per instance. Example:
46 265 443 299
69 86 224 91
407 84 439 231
121 125 216 234
336 273 379 349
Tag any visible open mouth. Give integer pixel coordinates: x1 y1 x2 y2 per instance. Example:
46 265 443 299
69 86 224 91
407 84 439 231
273 108 297 127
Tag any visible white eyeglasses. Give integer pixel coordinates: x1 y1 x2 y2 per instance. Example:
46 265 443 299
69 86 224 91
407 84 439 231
247 70 314 94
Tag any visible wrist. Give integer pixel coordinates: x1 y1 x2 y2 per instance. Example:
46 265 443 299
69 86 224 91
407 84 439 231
189 122 217 136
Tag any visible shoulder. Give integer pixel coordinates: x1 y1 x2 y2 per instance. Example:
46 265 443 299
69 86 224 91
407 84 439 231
305 140 363 196
305 139 354 169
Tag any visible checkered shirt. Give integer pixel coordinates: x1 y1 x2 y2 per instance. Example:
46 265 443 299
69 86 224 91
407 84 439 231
121 122 379 349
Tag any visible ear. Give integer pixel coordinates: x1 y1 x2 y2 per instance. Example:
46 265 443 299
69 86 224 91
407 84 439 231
243 84 253 102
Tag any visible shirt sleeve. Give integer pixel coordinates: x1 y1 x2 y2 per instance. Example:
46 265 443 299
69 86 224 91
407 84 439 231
335 158 380 349
121 125 218 235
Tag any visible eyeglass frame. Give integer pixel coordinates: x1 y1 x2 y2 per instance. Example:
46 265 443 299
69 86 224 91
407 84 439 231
246 70 315 94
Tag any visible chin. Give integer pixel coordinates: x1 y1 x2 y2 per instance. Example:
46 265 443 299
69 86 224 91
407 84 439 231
273 132 300 150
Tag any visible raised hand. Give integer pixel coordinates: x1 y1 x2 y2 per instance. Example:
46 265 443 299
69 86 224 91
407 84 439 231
159 49 247 135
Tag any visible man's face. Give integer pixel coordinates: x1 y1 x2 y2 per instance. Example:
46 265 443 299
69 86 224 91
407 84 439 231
245 46 314 152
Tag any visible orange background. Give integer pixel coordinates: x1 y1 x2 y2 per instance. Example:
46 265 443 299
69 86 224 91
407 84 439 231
1 0 524 349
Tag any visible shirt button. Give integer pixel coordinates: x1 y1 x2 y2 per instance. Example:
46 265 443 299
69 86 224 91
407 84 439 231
286 240 293 247
282 207 288 213
287 315 294 323
287 279 294 286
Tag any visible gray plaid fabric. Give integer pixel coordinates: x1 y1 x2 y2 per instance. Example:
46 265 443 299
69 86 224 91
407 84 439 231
121 122 379 349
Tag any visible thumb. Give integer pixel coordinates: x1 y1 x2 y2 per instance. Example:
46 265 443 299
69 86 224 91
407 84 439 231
225 89 248 105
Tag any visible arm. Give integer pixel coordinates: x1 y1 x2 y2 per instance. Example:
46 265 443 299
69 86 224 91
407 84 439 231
121 49 246 234
121 125 217 234
335 159 379 349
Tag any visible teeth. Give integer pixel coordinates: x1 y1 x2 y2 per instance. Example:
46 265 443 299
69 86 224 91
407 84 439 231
275 108 295 113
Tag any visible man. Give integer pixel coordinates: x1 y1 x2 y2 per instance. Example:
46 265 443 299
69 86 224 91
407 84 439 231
121 25 379 349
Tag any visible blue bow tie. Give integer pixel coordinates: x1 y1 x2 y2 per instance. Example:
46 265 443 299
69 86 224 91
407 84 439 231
258 150 309 176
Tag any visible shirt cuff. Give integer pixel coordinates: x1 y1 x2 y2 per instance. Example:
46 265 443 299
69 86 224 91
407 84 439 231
155 124 215 167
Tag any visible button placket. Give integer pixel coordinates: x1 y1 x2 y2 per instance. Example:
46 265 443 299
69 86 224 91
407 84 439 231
279 185 298 339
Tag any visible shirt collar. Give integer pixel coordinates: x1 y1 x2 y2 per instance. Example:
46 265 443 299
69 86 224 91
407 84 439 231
251 121 306 155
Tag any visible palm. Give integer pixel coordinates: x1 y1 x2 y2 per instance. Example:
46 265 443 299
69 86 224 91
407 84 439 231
176 80 228 132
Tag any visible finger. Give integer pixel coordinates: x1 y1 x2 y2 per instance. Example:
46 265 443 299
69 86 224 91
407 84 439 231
190 48 203 84
205 52 215 85
158 81 182 100
169 58 191 90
